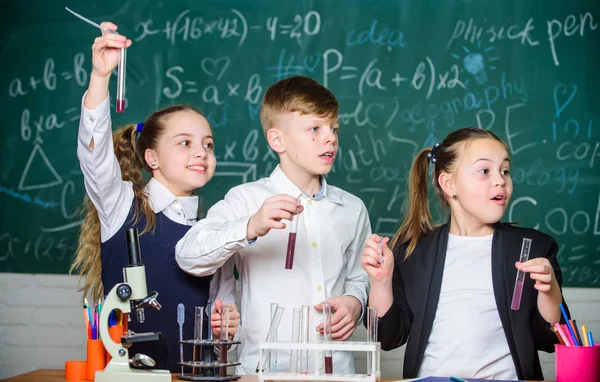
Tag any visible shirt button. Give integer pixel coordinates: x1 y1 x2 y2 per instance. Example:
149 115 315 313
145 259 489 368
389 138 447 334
316 285 323 292
312 242 318 248
307 200 313 206
88 117 95 123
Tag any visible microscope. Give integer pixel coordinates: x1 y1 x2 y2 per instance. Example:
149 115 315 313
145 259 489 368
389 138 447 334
94 228 171 382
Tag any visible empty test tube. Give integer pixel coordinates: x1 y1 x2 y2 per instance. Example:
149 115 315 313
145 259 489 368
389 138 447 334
300 305 310 374
256 305 284 373
290 308 301 373
367 307 378 376
192 306 204 374
511 238 532 310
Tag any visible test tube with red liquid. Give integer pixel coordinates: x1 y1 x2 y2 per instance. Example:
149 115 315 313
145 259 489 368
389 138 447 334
323 302 333 374
115 46 127 113
511 238 532 310
285 204 300 269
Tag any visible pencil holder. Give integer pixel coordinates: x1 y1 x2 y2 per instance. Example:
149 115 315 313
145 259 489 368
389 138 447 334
86 339 106 380
555 344 600 382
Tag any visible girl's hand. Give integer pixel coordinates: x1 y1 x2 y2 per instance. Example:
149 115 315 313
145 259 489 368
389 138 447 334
360 234 393 284
91 22 132 78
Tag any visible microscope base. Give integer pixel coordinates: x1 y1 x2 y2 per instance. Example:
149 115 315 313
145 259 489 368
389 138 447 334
95 364 171 382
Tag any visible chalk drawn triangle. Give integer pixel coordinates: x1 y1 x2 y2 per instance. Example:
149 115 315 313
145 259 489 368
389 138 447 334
18 144 63 191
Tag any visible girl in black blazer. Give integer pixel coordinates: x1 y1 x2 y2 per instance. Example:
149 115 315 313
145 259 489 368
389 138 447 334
361 128 567 380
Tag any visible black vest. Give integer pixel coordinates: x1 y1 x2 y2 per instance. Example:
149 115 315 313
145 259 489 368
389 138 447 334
101 205 212 371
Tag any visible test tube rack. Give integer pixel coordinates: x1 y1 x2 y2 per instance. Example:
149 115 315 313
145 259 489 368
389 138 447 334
257 341 381 382
178 339 241 381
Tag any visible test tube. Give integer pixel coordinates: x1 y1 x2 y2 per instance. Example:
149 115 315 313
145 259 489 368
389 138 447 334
285 208 300 269
177 303 185 375
323 303 333 374
300 305 310 374
511 238 532 310
115 47 127 113
256 305 284 373
102 29 126 113
269 303 279 372
193 306 204 375
206 300 213 340
219 306 230 377
366 306 378 376
289 308 301 373
378 239 383 264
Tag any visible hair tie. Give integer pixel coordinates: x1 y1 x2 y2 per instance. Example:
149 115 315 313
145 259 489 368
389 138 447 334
136 123 144 133
427 142 441 163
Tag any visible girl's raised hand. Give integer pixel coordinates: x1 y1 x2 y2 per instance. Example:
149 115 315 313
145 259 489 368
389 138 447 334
91 22 132 78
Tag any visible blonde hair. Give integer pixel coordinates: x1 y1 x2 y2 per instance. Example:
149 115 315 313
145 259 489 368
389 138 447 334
390 127 507 258
70 105 207 302
260 76 338 135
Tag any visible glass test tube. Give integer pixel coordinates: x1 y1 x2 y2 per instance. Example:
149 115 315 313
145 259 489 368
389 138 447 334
116 47 127 113
511 238 532 310
219 306 230 377
103 29 126 113
300 305 310 374
177 303 185 375
206 300 213 340
323 302 333 374
193 306 204 375
290 308 301 373
285 207 300 269
366 306 378 376
256 305 284 373
269 303 279 372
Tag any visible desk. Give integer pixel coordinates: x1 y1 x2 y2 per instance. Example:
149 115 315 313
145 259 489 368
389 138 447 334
1 370 552 382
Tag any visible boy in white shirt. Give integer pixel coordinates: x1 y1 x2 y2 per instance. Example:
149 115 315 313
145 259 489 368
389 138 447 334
176 76 371 375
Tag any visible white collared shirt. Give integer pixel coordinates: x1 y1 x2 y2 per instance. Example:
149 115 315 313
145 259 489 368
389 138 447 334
176 165 372 375
77 94 234 306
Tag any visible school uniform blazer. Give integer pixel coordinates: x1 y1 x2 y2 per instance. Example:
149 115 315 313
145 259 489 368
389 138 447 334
377 222 567 380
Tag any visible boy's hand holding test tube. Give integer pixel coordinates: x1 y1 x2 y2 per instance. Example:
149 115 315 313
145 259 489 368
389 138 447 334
247 194 303 239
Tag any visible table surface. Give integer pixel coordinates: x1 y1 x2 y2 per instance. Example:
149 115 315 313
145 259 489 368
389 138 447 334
0 369 552 382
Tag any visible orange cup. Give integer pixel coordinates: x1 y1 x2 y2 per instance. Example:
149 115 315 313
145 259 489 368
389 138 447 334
106 324 124 364
86 339 106 380
65 360 87 380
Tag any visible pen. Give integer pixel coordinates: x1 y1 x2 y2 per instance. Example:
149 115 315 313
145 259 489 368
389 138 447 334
450 376 468 382
588 332 595 346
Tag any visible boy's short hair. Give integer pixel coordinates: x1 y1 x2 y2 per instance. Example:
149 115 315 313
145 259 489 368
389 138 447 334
260 76 339 136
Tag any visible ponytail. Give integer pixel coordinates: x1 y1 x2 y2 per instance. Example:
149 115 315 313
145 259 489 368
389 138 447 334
390 148 435 258
71 124 155 302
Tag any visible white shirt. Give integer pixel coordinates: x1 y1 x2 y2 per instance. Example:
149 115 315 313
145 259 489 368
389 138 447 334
77 94 235 306
176 165 371 375
417 234 518 380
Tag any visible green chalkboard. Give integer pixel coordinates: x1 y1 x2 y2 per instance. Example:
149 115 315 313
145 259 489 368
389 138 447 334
1 0 599 286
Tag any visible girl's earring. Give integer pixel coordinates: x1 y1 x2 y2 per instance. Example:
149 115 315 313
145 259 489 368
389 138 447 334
452 194 457 200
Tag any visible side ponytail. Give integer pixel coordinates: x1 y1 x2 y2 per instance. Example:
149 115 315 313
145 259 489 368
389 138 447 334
70 124 155 302
389 148 435 258
389 127 508 260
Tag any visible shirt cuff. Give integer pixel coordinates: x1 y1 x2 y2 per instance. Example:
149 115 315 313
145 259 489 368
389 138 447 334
78 92 111 148
343 289 367 324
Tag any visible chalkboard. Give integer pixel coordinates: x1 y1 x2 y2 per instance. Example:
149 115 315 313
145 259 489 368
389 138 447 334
1 0 599 287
